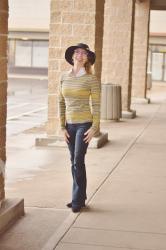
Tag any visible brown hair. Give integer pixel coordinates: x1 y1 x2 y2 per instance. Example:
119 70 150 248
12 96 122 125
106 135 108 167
84 61 93 74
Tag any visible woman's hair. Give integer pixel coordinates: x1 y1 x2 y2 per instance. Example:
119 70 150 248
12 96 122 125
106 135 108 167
84 61 93 74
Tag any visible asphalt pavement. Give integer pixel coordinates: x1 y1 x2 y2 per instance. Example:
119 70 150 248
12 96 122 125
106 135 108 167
7 77 48 136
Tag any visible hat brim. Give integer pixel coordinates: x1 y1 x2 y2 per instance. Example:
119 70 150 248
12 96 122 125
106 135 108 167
65 46 96 65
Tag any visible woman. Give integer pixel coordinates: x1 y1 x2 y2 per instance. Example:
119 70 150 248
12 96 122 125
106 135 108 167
58 43 101 213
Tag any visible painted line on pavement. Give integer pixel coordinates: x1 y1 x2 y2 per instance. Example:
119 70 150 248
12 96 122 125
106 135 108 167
7 103 30 110
7 106 47 121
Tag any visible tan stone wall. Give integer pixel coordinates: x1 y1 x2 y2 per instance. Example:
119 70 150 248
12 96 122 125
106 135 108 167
101 0 135 111
0 0 8 204
48 0 104 136
132 0 150 98
94 0 105 81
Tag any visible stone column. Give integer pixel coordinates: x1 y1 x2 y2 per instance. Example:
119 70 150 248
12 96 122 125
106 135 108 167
132 0 150 102
0 0 24 234
0 0 8 208
35 0 108 148
47 0 104 136
101 0 136 118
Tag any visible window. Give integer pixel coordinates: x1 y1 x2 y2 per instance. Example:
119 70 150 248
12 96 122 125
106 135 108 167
8 39 48 68
150 44 166 82
15 40 32 67
152 53 164 81
32 41 48 67
8 40 15 66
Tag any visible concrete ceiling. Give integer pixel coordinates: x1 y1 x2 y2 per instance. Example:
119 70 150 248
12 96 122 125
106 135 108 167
151 0 166 10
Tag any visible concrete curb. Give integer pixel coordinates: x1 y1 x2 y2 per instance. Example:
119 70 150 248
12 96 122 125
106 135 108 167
0 198 24 235
42 212 78 250
122 109 136 119
132 97 151 104
35 132 109 149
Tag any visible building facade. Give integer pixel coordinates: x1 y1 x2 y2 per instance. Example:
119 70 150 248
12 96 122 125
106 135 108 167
149 11 166 81
8 0 166 82
8 0 50 77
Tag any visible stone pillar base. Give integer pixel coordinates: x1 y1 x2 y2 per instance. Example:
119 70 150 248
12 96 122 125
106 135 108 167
36 132 108 149
132 97 150 104
122 110 136 119
0 198 24 235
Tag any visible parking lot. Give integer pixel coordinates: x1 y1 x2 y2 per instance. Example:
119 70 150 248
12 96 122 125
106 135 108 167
7 77 48 136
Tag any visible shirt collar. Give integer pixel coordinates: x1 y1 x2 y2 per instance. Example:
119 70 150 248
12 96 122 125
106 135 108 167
69 67 86 77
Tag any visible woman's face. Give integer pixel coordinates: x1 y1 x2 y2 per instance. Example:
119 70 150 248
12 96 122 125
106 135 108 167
73 48 88 65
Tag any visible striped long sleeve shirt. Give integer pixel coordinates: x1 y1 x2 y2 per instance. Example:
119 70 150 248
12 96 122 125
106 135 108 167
58 71 101 132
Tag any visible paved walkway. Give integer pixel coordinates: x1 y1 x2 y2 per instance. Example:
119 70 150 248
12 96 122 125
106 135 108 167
0 83 166 250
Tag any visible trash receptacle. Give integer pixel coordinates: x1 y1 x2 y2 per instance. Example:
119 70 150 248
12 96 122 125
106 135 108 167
101 83 122 121
147 72 152 90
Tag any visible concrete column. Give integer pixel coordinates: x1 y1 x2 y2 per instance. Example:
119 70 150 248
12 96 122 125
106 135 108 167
0 1 24 234
0 0 8 207
35 0 108 148
47 0 104 136
132 0 150 102
102 0 136 118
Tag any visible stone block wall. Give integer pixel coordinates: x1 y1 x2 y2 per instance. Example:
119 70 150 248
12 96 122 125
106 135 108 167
0 0 8 206
48 0 104 136
132 0 150 98
94 0 105 81
101 0 135 111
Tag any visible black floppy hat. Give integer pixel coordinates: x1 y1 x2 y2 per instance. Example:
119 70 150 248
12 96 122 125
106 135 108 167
65 43 96 65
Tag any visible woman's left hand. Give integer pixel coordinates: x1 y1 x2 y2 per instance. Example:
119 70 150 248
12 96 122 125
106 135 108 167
84 128 95 143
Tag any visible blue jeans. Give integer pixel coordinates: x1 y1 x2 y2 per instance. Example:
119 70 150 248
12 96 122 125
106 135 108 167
66 122 92 208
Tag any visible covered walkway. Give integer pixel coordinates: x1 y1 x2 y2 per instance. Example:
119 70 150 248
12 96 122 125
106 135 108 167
0 83 166 249
1 0 166 249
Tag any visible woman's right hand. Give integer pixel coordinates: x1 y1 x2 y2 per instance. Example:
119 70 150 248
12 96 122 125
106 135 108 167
62 129 70 143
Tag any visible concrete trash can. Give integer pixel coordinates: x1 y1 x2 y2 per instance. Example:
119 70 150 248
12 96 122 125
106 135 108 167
147 72 152 90
101 83 122 121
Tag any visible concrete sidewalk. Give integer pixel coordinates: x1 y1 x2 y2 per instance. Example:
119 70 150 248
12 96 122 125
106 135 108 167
0 83 166 249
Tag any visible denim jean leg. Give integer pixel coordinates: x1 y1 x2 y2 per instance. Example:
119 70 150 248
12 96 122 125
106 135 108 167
66 122 92 208
72 123 91 207
66 124 76 181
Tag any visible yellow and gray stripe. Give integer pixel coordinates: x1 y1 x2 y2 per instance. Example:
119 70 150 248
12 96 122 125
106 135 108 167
58 72 100 132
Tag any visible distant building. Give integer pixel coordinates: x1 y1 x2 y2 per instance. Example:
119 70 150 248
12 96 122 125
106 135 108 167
8 0 49 78
149 11 166 82
8 0 166 82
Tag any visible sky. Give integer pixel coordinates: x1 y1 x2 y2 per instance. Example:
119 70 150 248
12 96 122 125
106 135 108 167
8 1 166 34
